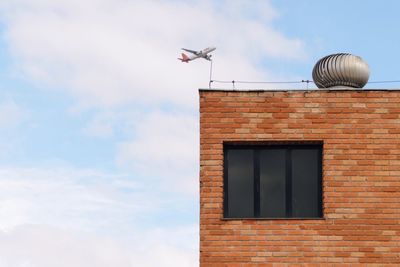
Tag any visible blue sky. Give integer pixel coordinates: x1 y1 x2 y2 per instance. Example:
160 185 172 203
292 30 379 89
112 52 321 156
0 1 399 266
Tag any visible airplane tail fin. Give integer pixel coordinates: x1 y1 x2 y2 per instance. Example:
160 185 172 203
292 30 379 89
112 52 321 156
178 53 190 63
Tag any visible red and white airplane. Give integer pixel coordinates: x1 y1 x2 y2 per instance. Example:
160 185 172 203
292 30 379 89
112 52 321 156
178 47 216 63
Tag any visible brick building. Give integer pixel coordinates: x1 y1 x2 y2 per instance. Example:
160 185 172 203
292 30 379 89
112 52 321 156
199 88 400 265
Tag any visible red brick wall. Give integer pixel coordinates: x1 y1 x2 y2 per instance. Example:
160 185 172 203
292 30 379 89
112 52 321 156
199 90 400 266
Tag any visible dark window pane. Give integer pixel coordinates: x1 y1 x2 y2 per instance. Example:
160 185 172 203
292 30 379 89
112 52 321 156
292 148 321 218
226 149 254 218
259 149 286 218
224 144 322 219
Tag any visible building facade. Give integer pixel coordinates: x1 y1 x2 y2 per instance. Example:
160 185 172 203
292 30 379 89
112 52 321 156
199 89 400 265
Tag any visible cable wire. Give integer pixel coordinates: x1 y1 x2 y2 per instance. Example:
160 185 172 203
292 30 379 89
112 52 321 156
210 80 309 84
209 79 400 85
367 80 400 84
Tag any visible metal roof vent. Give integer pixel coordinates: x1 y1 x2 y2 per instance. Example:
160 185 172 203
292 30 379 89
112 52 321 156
312 53 370 89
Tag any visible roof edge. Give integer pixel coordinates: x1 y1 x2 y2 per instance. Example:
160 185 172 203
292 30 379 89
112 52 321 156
199 88 400 93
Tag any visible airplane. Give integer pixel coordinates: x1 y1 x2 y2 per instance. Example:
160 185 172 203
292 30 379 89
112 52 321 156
178 47 216 63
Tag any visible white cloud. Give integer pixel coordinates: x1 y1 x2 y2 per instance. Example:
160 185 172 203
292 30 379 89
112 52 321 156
0 100 24 129
0 100 27 161
0 165 198 266
0 0 306 109
117 110 198 195
82 111 116 138
0 225 132 267
0 224 197 267
0 165 154 232
0 110 199 263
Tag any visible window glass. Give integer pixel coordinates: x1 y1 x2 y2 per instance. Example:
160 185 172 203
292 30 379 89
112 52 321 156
260 149 286 217
226 149 254 218
224 144 322 219
292 149 320 218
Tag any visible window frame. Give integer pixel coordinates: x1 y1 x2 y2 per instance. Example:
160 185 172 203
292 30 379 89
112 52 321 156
223 143 323 219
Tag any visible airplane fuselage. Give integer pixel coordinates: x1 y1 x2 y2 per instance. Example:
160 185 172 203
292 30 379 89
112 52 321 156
199 47 216 55
178 46 216 62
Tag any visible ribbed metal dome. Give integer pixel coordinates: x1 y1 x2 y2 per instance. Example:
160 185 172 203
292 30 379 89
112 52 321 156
312 53 370 89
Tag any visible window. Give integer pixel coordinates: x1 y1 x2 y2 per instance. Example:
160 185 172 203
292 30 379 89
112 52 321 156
224 144 322 219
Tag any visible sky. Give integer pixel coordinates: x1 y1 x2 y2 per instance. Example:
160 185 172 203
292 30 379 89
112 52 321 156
0 0 400 266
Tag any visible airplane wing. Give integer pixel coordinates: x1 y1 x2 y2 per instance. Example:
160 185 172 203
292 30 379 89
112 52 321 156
182 48 199 55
